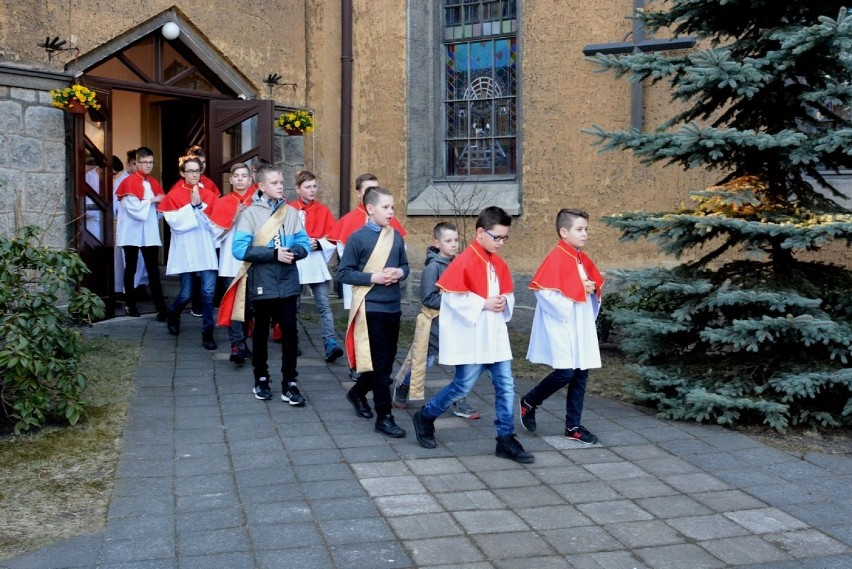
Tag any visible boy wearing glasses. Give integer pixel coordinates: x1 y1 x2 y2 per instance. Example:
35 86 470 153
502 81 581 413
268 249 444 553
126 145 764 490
115 146 167 319
159 155 220 349
412 206 534 464
519 208 604 444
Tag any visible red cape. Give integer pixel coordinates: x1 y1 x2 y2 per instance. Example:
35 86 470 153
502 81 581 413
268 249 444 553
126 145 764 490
158 182 217 212
288 199 336 238
206 189 253 230
115 171 164 201
200 174 221 196
436 239 513 298
530 241 604 302
326 204 407 244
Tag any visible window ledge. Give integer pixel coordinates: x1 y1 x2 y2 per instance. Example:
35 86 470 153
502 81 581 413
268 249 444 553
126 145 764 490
407 181 520 216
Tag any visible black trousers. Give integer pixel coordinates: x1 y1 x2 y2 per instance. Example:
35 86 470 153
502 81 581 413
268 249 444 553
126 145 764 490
353 311 401 417
123 246 165 312
251 296 299 385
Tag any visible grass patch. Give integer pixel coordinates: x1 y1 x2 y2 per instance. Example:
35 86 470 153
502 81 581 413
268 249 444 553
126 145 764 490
0 336 138 560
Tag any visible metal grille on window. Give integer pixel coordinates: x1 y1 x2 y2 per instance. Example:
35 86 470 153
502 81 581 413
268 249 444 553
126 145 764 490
444 0 518 177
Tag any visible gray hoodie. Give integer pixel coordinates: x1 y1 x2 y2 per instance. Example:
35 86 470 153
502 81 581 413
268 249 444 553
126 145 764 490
421 246 453 355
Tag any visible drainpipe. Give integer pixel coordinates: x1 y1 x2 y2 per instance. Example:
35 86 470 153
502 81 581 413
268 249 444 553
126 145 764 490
339 0 353 217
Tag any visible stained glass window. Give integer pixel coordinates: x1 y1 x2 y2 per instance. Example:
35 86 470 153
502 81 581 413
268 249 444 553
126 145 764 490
444 0 518 176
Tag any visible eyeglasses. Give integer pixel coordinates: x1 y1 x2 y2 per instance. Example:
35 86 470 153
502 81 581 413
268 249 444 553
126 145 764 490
485 229 509 243
138 160 154 165
183 169 201 174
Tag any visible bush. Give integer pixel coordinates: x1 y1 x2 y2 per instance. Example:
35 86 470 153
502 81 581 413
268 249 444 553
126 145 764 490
0 226 105 433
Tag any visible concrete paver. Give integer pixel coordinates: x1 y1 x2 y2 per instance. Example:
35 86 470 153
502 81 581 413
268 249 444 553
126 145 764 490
2 314 851 569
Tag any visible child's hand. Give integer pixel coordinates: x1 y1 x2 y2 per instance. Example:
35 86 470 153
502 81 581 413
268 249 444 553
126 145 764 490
371 268 400 286
151 194 164 204
190 186 201 206
277 247 295 264
484 295 507 312
309 238 319 250
583 279 596 294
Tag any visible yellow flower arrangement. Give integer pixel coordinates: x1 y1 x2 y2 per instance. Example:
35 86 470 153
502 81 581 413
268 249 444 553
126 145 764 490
50 84 101 111
275 110 314 134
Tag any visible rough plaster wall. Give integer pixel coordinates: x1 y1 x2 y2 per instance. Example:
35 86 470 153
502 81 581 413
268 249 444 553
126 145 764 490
305 0 343 212
0 1 308 106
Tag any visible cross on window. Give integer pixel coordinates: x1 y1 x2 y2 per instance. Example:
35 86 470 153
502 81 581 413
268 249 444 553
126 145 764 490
582 0 695 131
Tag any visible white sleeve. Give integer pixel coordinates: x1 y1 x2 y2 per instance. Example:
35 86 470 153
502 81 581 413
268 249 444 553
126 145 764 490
441 291 486 327
535 289 576 321
163 204 199 233
502 292 515 322
121 195 153 222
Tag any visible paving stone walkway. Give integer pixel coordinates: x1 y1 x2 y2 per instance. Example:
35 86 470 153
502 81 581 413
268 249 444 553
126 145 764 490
2 313 851 569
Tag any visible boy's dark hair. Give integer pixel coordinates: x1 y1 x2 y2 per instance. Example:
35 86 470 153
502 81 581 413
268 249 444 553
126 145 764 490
185 145 206 158
295 170 317 188
255 164 281 184
137 146 154 160
556 208 589 236
126 149 137 162
179 155 202 171
230 162 250 174
363 186 392 207
476 206 512 230
112 155 124 173
355 172 378 192
433 221 458 240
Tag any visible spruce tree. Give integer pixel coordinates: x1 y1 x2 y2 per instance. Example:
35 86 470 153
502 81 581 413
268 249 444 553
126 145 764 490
587 0 852 430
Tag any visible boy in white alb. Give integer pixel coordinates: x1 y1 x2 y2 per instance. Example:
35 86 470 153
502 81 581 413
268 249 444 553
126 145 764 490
289 170 344 362
519 208 605 444
412 207 534 464
206 162 254 364
159 155 220 349
114 146 167 319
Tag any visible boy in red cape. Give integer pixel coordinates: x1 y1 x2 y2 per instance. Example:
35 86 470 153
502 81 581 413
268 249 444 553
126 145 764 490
326 173 407 310
519 208 605 444
159 155 219 349
207 162 255 364
412 206 534 464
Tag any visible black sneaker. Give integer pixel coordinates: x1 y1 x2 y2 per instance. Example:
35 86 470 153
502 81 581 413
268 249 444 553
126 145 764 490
565 426 598 445
519 396 537 432
495 434 535 464
392 383 409 409
346 388 373 418
202 329 217 351
282 383 307 406
412 408 437 449
229 344 246 365
166 310 180 336
253 379 272 401
375 414 406 438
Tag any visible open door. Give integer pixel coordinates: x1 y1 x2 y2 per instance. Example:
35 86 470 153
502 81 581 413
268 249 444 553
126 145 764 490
208 99 275 192
75 86 115 318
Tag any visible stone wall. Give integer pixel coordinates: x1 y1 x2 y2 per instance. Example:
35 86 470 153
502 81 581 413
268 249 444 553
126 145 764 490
0 66 70 248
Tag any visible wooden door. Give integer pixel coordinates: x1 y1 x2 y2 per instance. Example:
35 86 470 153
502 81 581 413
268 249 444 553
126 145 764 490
208 99 274 193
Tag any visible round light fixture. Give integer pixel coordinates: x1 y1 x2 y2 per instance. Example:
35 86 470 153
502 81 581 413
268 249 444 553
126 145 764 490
162 22 180 41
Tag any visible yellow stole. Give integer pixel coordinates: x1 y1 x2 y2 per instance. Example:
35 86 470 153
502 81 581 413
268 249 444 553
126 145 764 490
222 203 290 324
345 226 395 372
394 306 440 400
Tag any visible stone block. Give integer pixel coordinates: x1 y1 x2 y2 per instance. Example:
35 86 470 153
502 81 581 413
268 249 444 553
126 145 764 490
541 525 623 555
723 507 810 534
39 91 55 104
24 105 64 138
699 535 791 565
515 504 594 530
373 493 444 517
577 499 654 525
666 514 751 540
452 509 530 534
23 172 64 214
0 100 24 133
388 512 464 540
605 519 684 548
762 529 850 558
10 87 37 102
0 134 7 166
635 543 725 569
472 531 557 559
434 489 505 511
360 475 427 497
405 536 485 566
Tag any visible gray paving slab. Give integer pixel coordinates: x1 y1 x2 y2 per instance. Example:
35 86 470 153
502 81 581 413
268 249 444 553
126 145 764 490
4 316 851 569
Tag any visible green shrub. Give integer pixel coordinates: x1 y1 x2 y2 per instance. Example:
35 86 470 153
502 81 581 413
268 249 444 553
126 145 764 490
0 226 105 434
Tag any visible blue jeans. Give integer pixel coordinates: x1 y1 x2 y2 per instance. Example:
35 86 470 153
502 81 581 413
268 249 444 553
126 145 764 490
169 270 217 331
525 368 589 428
423 360 516 437
297 281 335 342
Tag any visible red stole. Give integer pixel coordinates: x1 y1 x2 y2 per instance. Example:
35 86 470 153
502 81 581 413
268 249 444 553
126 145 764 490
530 241 604 302
436 239 513 297
200 174 221 196
288 199 336 238
115 171 164 201
326 204 407 243
206 190 253 230
158 182 217 212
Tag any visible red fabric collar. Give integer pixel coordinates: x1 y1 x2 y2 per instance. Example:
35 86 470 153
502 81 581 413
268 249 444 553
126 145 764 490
327 204 407 243
158 182 217 212
206 189 253 230
529 241 604 302
436 239 513 297
115 171 164 201
288 199 336 238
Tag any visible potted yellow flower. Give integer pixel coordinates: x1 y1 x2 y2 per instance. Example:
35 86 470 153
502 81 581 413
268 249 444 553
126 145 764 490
275 110 314 135
50 84 101 114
